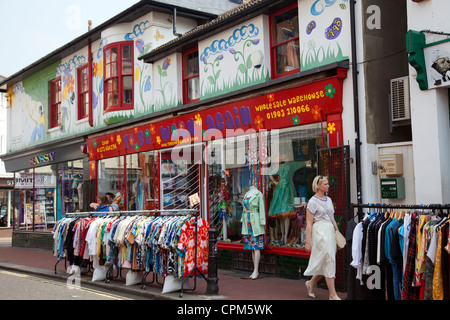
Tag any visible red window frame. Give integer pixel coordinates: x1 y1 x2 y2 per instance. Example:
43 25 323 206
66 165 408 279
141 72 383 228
269 3 300 79
77 64 89 120
50 77 62 128
103 41 134 112
182 48 200 104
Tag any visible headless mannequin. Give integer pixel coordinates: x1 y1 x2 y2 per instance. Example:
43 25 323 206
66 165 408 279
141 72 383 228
243 186 263 280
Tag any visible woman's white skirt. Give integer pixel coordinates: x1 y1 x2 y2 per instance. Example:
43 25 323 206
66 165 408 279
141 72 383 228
303 220 336 278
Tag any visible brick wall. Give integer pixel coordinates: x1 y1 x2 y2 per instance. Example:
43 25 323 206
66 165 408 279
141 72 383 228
12 231 54 251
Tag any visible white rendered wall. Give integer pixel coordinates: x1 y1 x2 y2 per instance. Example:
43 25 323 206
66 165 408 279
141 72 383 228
407 0 450 203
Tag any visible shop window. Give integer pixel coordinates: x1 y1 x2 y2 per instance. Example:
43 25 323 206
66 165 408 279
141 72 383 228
270 4 300 79
208 124 327 249
129 151 159 211
0 190 11 227
50 77 62 128
182 48 200 104
14 167 57 232
264 124 326 248
160 147 200 211
207 134 254 243
77 64 89 120
97 156 126 210
104 42 134 112
58 160 84 215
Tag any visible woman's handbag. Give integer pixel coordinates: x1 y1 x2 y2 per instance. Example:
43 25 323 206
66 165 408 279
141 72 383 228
334 228 346 250
311 197 346 250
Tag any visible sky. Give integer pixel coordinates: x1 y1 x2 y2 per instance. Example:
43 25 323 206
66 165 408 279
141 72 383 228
0 0 140 78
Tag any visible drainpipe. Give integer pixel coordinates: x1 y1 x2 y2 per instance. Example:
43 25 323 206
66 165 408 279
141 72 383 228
88 41 94 128
350 0 362 207
173 7 182 37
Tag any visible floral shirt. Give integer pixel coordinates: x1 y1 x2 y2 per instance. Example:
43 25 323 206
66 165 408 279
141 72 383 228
178 217 210 277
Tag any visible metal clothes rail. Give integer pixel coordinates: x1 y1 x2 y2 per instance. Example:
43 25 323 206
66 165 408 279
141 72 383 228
54 208 205 297
350 203 450 220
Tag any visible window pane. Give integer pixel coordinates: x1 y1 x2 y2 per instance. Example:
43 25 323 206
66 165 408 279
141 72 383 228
111 47 118 61
275 39 300 74
126 153 143 211
273 7 299 45
122 60 132 75
123 45 132 60
123 76 132 90
186 52 199 77
188 77 199 101
34 166 57 231
124 90 133 104
207 135 253 243
98 156 125 211
107 93 112 107
113 92 119 105
108 78 118 92
13 171 32 230
160 149 200 211
111 62 118 76
106 49 111 64
106 64 111 78
58 160 84 215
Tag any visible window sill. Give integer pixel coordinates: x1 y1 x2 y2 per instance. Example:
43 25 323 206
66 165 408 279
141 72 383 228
75 117 89 125
47 126 61 134
103 105 134 113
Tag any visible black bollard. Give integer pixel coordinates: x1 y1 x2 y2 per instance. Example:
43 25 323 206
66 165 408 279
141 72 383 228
206 228 219 295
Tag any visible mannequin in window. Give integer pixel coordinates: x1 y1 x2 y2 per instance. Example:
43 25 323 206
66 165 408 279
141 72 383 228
241 186 266 280
268 159 307 244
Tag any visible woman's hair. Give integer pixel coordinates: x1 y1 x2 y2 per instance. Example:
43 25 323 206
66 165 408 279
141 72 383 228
312 175 328 193
97 193 108 205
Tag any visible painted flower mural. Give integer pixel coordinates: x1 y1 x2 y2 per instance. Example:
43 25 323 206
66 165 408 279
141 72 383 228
325 84 335 99
311 105 322 120
156 58 173 109
327 122 336 134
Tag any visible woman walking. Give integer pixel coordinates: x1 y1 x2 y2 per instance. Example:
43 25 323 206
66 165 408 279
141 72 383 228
303 175 341 300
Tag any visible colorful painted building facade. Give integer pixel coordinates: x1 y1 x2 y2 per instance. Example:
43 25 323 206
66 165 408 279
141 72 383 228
4 0 433 288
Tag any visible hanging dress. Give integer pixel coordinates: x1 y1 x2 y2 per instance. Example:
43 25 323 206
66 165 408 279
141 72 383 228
268 161 305 218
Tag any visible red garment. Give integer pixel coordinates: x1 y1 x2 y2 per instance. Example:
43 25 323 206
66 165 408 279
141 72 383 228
178 217 210 278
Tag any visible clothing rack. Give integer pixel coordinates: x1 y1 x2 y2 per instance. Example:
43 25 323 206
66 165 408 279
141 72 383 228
350 203 450 221
348 202 450 300
53 207 206 297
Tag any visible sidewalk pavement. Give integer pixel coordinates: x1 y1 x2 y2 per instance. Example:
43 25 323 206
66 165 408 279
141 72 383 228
0 230 346 301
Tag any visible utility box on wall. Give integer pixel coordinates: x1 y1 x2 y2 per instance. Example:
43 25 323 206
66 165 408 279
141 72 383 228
378 154 403 176
381 178 405 199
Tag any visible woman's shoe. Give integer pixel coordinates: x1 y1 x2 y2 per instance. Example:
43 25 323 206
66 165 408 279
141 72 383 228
305 281 315 299
329 295 341 300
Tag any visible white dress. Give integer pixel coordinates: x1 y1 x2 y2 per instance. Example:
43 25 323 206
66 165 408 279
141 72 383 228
303 196 336 278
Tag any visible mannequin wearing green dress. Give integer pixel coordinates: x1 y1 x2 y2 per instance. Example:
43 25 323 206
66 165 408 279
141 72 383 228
268 161 306 244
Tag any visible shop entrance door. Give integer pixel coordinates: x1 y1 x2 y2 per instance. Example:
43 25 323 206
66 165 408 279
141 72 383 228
160 144 204 215
317 145 351 291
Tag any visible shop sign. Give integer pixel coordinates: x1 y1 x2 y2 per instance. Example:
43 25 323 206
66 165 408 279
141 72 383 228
424 41 450 89
15 173 56 188
29 152 56 166
407 29 450 90
88 76 345 160
0 178 14 188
